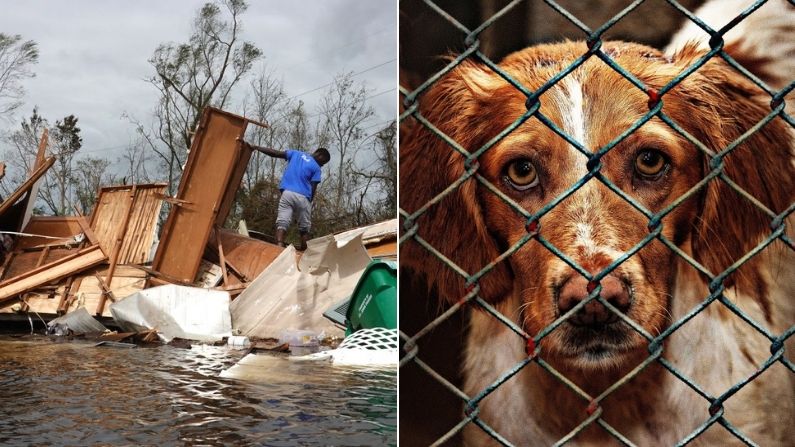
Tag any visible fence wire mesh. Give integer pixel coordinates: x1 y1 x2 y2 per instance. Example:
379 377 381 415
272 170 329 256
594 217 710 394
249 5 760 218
399 0 794 445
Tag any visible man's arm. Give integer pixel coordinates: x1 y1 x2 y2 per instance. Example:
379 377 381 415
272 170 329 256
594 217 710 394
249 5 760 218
310 181 319 203
237 138 287 159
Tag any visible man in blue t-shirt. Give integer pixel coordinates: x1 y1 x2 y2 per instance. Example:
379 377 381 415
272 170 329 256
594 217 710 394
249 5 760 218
238 138 330 250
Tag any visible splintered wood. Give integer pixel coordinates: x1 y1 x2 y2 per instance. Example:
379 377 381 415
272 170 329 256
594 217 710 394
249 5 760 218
0 182 166 315
0 107 281 323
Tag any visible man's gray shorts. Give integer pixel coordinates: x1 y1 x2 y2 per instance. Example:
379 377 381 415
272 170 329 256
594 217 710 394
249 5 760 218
276 190 312 233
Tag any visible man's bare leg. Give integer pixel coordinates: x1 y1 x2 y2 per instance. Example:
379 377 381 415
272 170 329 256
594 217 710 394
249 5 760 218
299 232 309 251
276 228 287 247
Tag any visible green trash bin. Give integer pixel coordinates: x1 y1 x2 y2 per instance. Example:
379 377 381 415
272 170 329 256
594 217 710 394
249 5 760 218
344 259 397 336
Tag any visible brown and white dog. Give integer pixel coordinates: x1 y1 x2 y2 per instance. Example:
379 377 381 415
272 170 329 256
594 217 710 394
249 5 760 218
400 1 795 445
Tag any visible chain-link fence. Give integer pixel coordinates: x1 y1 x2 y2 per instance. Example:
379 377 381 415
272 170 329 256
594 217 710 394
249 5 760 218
399 0 794 445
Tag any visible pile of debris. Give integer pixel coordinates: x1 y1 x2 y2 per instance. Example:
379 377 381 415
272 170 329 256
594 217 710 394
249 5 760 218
0 107 396 345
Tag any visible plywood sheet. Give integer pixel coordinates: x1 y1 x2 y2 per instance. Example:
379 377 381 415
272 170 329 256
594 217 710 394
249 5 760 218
207 228 283 281
152 108 254 283
89 183 166 265
16 216 85 250
1 248 79 280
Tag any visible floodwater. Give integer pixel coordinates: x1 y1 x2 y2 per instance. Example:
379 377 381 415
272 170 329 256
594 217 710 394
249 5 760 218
0 336 396 446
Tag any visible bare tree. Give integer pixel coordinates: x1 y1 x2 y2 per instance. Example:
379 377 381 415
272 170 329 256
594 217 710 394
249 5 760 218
73 157 115 215
0 108 47 196
118 137 153 185
245 68 287 188
355 121 396 220
0 33 38 118
146 0 262 193
318 73 375 215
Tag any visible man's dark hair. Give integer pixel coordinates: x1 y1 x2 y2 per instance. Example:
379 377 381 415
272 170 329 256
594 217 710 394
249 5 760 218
314 147 331 161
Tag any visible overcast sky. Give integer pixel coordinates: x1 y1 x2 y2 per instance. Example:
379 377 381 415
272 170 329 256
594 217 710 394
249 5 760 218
0 0 396 164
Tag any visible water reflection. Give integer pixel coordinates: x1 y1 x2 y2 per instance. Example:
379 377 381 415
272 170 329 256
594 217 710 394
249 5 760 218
0 336 396 446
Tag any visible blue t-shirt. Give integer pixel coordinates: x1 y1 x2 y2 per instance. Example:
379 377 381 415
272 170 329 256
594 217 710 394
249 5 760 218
280 149 322 199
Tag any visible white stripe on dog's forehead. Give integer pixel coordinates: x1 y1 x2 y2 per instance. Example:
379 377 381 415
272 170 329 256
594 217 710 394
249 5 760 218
559 76 587 150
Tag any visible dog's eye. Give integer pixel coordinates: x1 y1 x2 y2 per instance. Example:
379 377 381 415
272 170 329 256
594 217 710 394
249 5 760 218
505 159 538 190
634 149 668 178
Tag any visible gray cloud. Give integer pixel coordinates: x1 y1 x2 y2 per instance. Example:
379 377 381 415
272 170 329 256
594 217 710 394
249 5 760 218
0 0 396 161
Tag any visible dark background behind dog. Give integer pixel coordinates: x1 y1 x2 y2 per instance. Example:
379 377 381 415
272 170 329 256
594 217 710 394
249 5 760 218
399 1 706 445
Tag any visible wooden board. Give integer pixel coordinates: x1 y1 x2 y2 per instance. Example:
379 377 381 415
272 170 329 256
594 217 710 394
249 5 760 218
71 273 147 317
366 239 397 258
21 129 51 231
207 228 283 281
0 290 64 315
0 156 55 220
0 267 146 317
0 248 81 280
15 216 86 250
0 245 106 304
151 108 253 283
89 183 166 264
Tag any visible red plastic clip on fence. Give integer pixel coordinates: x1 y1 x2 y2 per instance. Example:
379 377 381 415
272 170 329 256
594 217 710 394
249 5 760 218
647 88 661 109
525 337 536 358
586 400 599 416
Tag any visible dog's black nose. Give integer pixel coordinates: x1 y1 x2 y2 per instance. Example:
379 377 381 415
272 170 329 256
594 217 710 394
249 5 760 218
557 275 631 327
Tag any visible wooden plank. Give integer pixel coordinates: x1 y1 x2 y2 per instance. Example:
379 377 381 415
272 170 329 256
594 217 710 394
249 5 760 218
20 130 50 231
0 251 16 281
218 239 229 285
207 228 283 281
92 265 147 278
366 240 398 258
219 256 247 282
94 274 115 316
151 107 252 283
76 215 99 246
129 264 194 287
0 245 106 304
89 183 165 265
153 194 191 206
0 156 55 218
35 246 50 268
32 128 48 172
57 276 75 314
104 185 137 288
120 186 164 263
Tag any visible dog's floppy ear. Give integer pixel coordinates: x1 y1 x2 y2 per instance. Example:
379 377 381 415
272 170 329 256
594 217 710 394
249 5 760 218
400 60 513 304
671 46 794 292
